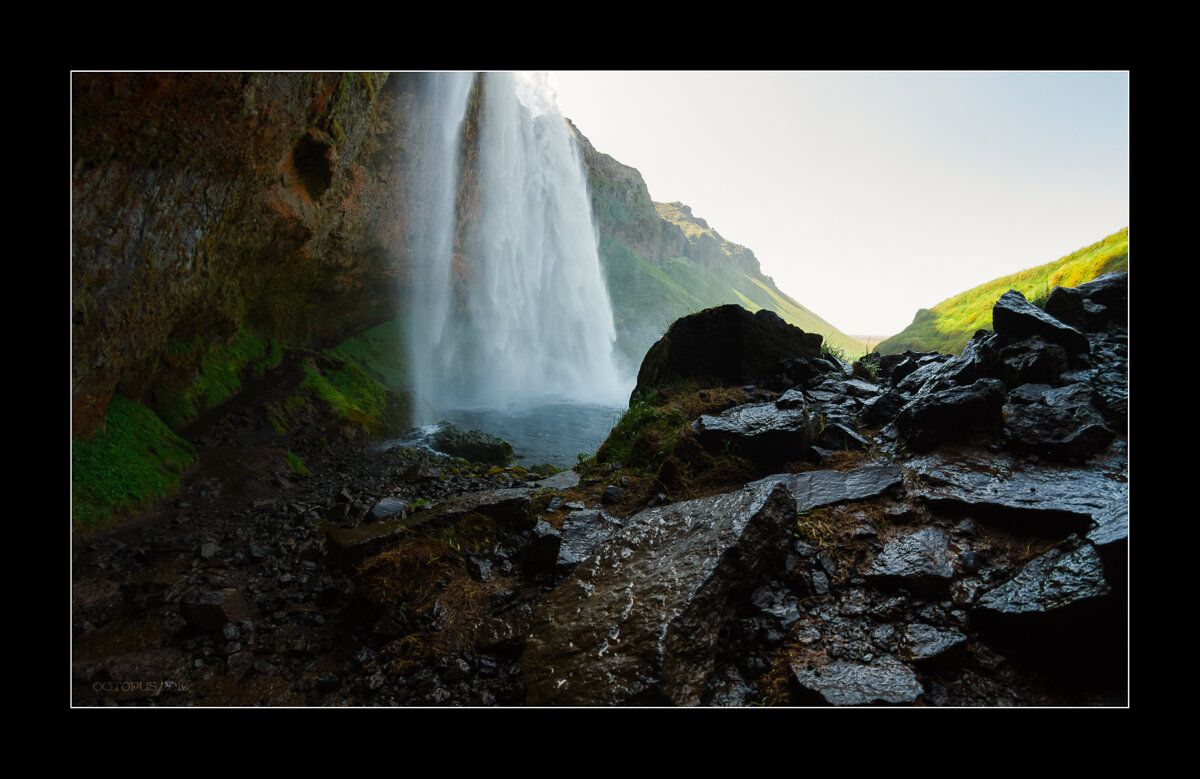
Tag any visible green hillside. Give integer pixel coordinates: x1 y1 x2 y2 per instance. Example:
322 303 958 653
599 238 864 373
875 228 1128 356
575 124 865 375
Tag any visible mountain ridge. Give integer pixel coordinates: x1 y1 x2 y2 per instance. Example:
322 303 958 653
568 121 864 368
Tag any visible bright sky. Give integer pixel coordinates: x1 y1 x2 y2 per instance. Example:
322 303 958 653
546 70 1129 337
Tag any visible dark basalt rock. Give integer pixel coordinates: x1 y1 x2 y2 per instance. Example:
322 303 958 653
556 509 624 575
1002 382 1114 459
859 389 907 426
1081 331 1128 427
895 378 1007 451
756 464 903 513
632 304 824 401
992 289 1090 355
790 655 924 706
325 487 533 571
522 479 796 706
827 378 883 398
692 396 822 463
750 581 802 630
971 536 1123 681
415 487 534 532
907 448 1125 539
524 520 562 571
1043 286 1106 332
1087 499 1128 548
325 521 411 572
894 353 957 395
817 421 871 452
975 537 1111 615
900 624 967 665
1073 271 1128 309
430 423 514 466
876 351 933 386
1045 272 1127 331
868 527 954 591
947 330 1008 386
997 336 1068 387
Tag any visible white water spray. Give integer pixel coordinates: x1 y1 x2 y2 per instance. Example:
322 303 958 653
402 73 475 422
404 72 627 418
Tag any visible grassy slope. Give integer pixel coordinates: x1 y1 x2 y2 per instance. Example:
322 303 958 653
875 227 1129 356
600 238 865 372
72 394 196 531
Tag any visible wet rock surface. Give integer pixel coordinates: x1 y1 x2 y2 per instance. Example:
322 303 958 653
430 423 514 466
73 275 1129 706
692 396 822 462
790 655 924 706
522 479 796 705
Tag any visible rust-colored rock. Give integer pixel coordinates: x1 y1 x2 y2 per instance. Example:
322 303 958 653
71 73 412 431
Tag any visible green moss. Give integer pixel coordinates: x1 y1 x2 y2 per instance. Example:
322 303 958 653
298 355 408 435
327 318 411 389
591 387 687 473
285 451 310 475
72 395 196 531
284 394 310 415
270 414 291 435
156 329 280 430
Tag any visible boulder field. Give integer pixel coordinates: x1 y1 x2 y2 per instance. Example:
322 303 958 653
71 274 1128 706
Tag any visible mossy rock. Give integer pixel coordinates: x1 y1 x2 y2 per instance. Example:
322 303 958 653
72 395 196 531
430 423 513 466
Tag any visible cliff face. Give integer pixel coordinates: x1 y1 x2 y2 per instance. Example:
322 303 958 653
71 72 854 441
568 120 686 263
72 73 423 437
653 201 765 278
569 119 861 368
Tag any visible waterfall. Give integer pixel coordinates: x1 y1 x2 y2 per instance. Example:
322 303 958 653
403 72 627 419
402 72 475 422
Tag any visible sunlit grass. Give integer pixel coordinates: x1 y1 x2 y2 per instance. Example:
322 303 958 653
876 227 1128 356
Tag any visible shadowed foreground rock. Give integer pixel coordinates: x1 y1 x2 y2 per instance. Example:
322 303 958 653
791 655 924 706
73 276 1128 707
522 479 796 705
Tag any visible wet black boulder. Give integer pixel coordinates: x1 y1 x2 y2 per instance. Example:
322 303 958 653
632 304 825 401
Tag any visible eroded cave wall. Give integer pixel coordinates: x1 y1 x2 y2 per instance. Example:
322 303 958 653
71 72 425 437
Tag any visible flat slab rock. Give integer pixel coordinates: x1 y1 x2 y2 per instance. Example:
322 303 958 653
556 509 624 572
906 448 1126 538
791 655 924 706
755 464 903 513
975 537 1111 615
522 479 796 706
692 400 820 461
